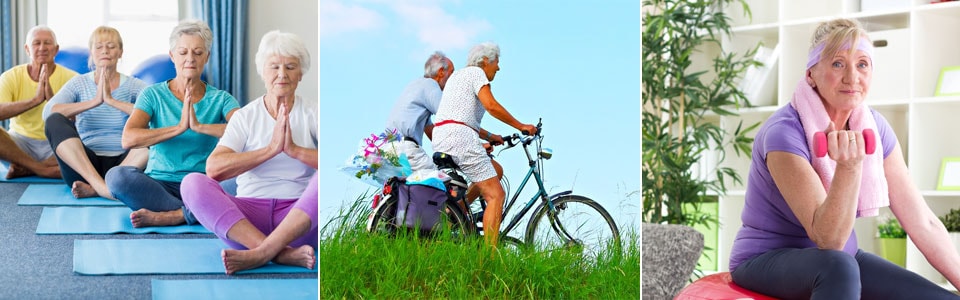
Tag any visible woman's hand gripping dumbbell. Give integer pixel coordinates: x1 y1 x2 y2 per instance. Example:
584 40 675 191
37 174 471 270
813 128 876 158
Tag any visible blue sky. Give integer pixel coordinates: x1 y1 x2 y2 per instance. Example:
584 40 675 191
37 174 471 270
318 1 640 233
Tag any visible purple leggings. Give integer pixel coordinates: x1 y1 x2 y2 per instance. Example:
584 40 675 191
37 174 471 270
180 172 318 250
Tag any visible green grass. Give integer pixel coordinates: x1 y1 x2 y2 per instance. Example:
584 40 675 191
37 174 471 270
319 198 640 299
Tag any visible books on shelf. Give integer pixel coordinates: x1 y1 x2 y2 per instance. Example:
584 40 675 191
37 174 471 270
738 43 780 107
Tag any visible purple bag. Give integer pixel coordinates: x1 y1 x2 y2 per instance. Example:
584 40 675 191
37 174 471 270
396 180 446 231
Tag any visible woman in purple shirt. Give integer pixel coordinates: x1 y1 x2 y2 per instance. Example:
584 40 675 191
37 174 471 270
730 18 960 299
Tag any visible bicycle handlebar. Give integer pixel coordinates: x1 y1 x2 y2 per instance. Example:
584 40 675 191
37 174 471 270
500 118 543 151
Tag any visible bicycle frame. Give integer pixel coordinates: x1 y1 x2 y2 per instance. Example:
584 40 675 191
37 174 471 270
496 135 570 237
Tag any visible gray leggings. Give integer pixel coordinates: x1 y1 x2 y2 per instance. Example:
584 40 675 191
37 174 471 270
732 248 959 300
104 166 197 224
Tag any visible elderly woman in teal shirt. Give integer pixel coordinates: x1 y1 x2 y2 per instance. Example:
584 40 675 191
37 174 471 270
105 19 239 227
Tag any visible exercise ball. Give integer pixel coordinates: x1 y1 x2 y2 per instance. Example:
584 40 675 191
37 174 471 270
54 47 90 74
131 54 177 84
132 54 209 84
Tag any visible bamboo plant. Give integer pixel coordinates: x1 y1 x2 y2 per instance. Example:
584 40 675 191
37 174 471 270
642 0 760 228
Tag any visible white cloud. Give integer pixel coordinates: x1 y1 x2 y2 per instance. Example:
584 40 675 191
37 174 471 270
389 1 491 51
319 0 385 38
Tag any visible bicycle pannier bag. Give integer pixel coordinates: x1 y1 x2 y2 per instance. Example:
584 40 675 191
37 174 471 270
396 179 446 231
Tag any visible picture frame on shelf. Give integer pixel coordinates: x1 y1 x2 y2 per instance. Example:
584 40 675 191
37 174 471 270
937 157 960 191
935 66 960 97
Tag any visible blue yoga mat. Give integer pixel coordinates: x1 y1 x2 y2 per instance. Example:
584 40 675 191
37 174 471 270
17 184 123 206
152 279 318 300
37 207 211 234
74 239 318 275
0 164 63 184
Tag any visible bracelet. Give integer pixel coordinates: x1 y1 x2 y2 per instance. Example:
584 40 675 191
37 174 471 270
486 132 492 140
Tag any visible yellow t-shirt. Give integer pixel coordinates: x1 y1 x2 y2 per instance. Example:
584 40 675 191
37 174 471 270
0 63 78 140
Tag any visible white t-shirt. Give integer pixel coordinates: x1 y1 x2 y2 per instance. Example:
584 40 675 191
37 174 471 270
434 66 490 130
218 95 318 198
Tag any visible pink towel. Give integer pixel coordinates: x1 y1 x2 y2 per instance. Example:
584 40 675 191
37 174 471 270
790 79 888 217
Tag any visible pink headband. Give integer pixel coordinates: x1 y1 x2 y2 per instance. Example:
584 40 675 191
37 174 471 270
806 38 874 69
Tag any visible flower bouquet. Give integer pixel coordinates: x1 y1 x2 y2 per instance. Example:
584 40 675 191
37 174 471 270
340 128 411 187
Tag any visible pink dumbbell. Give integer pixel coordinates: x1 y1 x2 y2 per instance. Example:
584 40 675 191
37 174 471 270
814 129 875 158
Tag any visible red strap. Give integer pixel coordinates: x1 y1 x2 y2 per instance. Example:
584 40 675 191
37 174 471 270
434 120 478 134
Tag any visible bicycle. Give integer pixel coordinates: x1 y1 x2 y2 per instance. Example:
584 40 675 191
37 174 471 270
367 120 621 257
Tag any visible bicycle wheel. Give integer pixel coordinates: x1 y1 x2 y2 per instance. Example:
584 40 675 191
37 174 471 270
433 199 474 241
366 195 399 235
525 195 621 258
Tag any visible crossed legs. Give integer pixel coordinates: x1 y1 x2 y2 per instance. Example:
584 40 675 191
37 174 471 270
0 128 59 178
182 172 319 274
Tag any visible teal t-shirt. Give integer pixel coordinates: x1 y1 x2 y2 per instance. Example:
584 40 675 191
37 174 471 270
134 81 240 182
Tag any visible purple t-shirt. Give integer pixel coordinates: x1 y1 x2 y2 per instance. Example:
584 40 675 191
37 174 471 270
728 104 897 271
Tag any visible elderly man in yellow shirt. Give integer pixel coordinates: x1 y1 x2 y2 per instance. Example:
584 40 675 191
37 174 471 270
0 25 78 179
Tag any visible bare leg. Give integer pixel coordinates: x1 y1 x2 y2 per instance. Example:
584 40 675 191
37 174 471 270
55 138 114 199
466 159 504 204
0 129 60 178
120 148 148 169
221 209 314 274
475 177 505 247
130 208 185 227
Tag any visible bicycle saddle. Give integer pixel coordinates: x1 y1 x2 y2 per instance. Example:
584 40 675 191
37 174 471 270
433 152 460 170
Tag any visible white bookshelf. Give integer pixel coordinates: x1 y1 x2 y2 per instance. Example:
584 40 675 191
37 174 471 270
709 0 960 286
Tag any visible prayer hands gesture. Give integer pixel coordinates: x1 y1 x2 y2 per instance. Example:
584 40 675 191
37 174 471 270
33 64 53 104
178 78 201 133
269 99 296 157
93 70 116 106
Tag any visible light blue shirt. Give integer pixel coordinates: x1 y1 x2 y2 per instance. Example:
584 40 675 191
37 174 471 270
385 77 442 145
42 72 148 156
134 82 240 182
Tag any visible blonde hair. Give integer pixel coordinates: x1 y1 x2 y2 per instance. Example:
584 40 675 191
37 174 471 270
87 26 123 70
810 19 871 66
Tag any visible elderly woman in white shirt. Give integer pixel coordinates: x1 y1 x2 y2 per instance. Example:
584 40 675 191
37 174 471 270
431 42 538 247
180 30 317 274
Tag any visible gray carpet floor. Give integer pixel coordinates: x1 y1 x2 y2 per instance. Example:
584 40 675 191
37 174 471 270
0 181 317 299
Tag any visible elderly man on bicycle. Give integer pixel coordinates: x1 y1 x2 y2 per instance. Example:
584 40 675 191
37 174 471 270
431 42 538 247
384 51 453 172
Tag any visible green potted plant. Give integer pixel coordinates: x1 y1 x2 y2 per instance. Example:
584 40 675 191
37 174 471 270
642 0 760 273
877 216 907 267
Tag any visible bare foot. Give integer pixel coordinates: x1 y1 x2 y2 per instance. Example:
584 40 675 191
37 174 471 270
129 209 185 227
274 245 316 270
33 165 61 179
222 248 272 275
71 181 98 198
5 163 34 179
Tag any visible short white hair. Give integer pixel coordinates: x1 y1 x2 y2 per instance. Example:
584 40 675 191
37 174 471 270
466 42 499 67
423 51 448 78
25 25 58 46
168 19 213 52
254 30 311 76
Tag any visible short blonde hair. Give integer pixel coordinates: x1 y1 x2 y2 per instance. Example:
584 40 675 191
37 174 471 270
809 19 871 67
87 26 123 70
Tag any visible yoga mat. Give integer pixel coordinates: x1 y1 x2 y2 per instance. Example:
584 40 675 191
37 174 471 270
37 207 211 234
74 239 318 275
152 279 318 300
0 164 64 184
17 184 123 206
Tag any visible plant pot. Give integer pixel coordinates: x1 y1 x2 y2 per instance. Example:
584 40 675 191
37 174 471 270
879 237 906 267
685 199 719 271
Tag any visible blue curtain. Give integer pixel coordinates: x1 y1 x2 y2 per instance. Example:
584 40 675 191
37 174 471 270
195 0 247 105
0 0 12 129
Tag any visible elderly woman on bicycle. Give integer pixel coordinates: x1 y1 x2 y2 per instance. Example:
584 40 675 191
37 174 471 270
431 41 538 247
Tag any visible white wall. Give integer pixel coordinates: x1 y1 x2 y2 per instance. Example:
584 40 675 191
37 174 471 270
245 0 318 105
